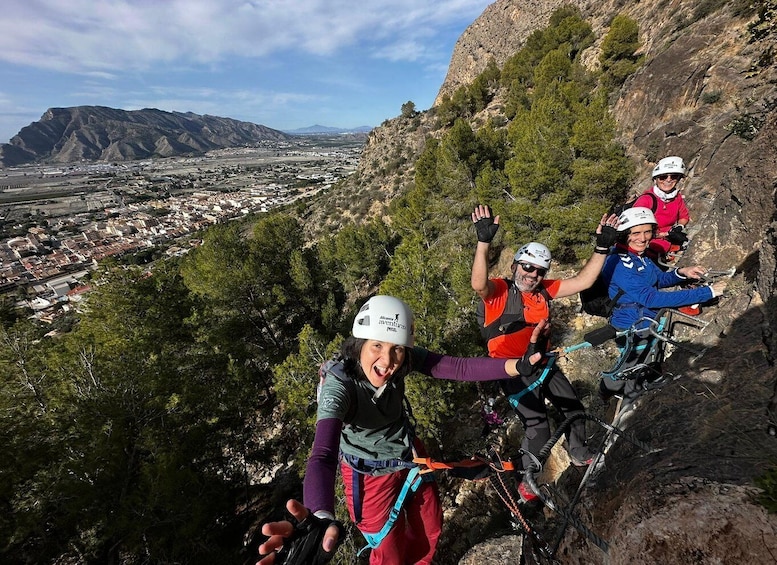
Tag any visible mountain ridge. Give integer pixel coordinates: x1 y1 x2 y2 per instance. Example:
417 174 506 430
0 105 292 167
282 124 373 135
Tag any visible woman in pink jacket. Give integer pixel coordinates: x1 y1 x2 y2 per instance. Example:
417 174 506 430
633 156 690 263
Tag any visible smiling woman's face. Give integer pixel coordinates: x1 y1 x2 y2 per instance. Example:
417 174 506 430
655 173 682 192
359 340 406 387
627 224 655 254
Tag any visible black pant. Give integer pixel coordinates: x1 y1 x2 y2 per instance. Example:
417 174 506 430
502 366 588 470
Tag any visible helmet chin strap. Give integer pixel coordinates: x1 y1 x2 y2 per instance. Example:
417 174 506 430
372 384 388 402
652 185 678 201
359 360 392 402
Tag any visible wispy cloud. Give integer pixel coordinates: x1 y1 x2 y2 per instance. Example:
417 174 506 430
0 0 492 142
0 0 488 72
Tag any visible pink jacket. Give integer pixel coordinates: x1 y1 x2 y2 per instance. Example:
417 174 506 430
634 189 690 233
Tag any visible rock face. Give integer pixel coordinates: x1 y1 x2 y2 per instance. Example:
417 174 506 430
350 1 777 563
0 106 291 167
434 0 569 105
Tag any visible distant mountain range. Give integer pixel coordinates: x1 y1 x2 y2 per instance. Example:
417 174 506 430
283 124 373 135
0 106 296 168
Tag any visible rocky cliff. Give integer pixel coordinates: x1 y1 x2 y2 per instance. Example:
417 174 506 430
0 106 291 167
331 1 777 563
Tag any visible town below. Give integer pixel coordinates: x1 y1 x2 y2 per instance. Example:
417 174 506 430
0 136 363 323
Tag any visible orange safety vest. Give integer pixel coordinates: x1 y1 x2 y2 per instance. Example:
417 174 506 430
476 278 559 358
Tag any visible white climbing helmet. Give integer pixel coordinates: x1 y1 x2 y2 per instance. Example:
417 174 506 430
513 242 552 269
652 156 687 178
352 295 415 347
618 207 657 231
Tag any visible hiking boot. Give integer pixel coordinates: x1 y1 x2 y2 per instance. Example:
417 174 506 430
517 481 540 505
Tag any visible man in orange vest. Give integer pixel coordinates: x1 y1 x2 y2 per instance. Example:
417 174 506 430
471 204 619 504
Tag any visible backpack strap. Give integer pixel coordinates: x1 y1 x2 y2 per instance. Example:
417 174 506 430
645 191 658 212
318 359 358 424
606 286 626 317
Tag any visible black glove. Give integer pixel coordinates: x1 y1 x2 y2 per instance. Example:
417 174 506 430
516 340 544 377
274 512 345 565
474 209 500 243
667 226 689 245
595 225 618 252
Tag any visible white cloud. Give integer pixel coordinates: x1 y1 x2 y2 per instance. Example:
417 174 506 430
0 0 492 72
0 0 494 141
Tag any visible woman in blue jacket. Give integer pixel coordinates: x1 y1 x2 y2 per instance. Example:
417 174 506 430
599 207 727 402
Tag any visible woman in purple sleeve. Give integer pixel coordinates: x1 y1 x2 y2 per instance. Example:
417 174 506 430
257 295 540 565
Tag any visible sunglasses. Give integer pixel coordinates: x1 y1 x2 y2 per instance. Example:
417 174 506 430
656 173 682 181
518 262 547 276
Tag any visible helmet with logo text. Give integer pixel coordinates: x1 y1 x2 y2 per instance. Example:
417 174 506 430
352 295 415 347
513 242 552 269
652 156 687 179
618 207 657 232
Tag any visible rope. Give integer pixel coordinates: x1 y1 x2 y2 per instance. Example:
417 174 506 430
414 450 556 562
484 449 557 563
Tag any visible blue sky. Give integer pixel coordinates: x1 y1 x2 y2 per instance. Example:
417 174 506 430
0 0 494 143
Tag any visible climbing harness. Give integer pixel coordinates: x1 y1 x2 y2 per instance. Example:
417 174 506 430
356 466 425 556
337 450 427 560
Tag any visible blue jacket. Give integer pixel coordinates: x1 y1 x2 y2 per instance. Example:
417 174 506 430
603 250 714 330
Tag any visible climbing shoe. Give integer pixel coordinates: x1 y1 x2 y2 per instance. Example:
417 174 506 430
518 481 540 504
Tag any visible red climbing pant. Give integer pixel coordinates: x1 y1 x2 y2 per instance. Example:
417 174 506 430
340 444 442 564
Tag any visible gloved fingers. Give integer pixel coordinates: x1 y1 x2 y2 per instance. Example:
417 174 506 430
256 551 278 565
473 207 500 243
258 533 290 560
472 204 496 220
595 225 618 248
261 521 296 540
285 499 310 523
518 341 545 376
596 213 620 234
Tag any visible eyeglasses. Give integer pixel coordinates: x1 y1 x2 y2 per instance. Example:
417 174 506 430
656 173 682 181
518 262 547 276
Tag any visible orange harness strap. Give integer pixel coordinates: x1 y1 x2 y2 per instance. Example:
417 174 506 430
412 456 516 474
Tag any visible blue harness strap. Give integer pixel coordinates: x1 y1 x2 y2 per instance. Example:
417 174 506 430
506 357 557 409
352 471 364 524
357 466 424 556
602 315 668 380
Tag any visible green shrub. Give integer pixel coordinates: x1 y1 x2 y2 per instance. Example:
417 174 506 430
701 90 722 104
755 466 777 512
729 113 763 140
